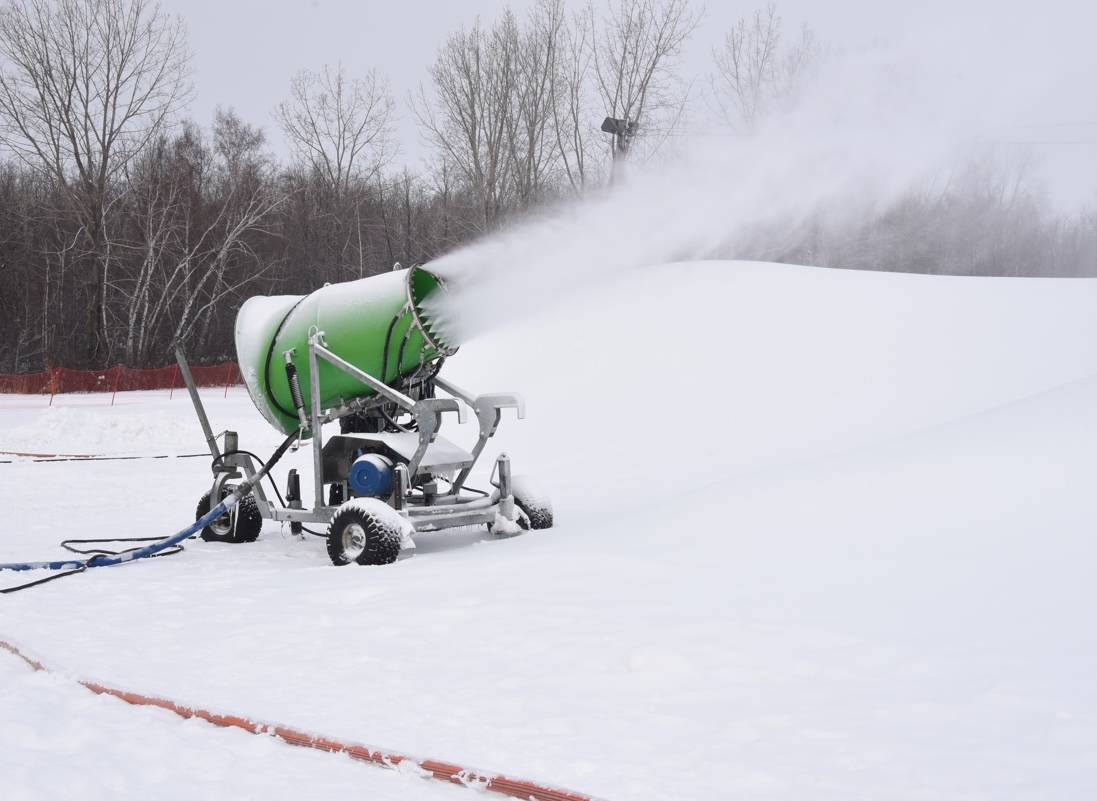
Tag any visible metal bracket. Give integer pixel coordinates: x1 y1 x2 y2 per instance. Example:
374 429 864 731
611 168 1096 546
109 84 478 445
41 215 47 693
407 397 465 476
305 332 466 493
435 376 524 493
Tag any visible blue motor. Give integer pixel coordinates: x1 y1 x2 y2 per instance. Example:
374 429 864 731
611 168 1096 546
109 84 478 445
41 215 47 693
348 453 395 497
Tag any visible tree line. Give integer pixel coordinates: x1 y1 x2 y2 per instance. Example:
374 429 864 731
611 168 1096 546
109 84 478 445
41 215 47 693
0 0 1092 372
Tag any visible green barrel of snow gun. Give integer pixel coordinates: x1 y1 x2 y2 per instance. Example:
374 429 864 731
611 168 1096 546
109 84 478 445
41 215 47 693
234 266 455 436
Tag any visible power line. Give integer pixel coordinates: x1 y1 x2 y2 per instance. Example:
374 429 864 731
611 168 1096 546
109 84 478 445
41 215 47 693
1008 122 1097 129
992 140 1097 146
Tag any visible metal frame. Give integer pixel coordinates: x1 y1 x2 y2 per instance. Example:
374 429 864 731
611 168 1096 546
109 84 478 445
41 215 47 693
176 331 525 541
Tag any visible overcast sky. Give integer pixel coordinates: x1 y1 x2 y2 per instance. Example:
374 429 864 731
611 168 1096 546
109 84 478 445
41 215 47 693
159 0 940 149
160 0 1096 206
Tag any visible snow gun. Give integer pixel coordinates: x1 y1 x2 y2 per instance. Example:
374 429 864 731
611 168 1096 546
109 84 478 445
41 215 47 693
178 264 552 567
0 265 548 593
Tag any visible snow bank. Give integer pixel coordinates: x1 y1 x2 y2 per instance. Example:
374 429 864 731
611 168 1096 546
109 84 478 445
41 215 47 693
444 261 1097 518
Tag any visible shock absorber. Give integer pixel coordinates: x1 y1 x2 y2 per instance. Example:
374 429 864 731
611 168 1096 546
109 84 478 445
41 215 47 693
283 350 309 430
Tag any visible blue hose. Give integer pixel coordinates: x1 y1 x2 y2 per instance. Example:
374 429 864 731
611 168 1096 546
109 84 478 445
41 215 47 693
0 429 299 590
0 496 237 573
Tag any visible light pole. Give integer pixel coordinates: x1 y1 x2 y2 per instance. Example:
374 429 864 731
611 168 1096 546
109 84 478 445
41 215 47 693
601 116 639 182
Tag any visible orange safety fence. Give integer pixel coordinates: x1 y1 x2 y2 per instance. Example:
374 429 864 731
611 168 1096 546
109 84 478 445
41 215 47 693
0 363 242 398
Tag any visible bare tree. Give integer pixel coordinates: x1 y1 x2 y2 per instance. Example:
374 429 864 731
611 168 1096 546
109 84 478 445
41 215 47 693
711 4 818 134
0 0 189 364
276 64 394 197
509 0 566 206
414 14 520 229
552 6 598 193
213 106 267 189
116 120 282 363
592 0 698 174
424 155 460 252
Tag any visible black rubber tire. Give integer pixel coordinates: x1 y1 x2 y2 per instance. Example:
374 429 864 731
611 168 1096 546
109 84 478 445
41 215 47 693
513 481 553 530
515 498 553 530
195 486 263 543
326 504 403 567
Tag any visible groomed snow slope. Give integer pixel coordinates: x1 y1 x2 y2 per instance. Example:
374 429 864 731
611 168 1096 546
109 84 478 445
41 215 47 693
3 261 1097 800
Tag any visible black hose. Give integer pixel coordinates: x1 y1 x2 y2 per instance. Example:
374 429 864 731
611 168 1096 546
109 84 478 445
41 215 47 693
214 447 330 538
436 475 490 498
379 313 401 384
0 453 208 465
0 567 86 594
214 448 289 507
60 537 186 559
394 327 412 384
379 405 415 433
261 298 307 421
227 432 298 507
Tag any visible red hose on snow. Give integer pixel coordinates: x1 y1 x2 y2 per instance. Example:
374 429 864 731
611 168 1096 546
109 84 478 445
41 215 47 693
0 638 600 801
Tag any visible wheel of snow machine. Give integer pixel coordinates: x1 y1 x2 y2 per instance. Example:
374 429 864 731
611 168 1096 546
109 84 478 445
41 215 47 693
488 480 554 535
326 503 402 567
195 486 262 543
513 480 553 530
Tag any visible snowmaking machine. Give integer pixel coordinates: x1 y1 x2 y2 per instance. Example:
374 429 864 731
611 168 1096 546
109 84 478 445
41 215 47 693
177 265 552 567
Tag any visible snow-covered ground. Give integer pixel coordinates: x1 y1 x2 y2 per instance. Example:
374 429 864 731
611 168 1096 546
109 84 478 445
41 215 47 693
0 653 466 801
3 260 1097 800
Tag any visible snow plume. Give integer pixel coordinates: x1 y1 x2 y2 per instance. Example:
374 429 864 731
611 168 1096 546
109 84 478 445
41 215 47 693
423 3 1097 344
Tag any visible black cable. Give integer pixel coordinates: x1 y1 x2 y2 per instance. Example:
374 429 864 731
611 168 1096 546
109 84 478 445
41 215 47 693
0 453 208 465
379 312 401 384
394 327 412 385
379 405 415 433
379 358 444 435
1 540 182 594
230 431 298 506
1 566 87 594
425 357 445 384
213 447 331 538
60 537 186 559
213 449 289 507
0 432 300 596
61 538 176 556
430 474 491 498
2 535 187 594
261 298 307 421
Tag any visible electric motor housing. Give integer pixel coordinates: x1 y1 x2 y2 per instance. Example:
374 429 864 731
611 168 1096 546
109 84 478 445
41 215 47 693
348 453 395 498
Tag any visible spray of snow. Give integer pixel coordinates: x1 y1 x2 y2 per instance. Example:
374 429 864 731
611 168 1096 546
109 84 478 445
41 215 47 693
424 7 1097 343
